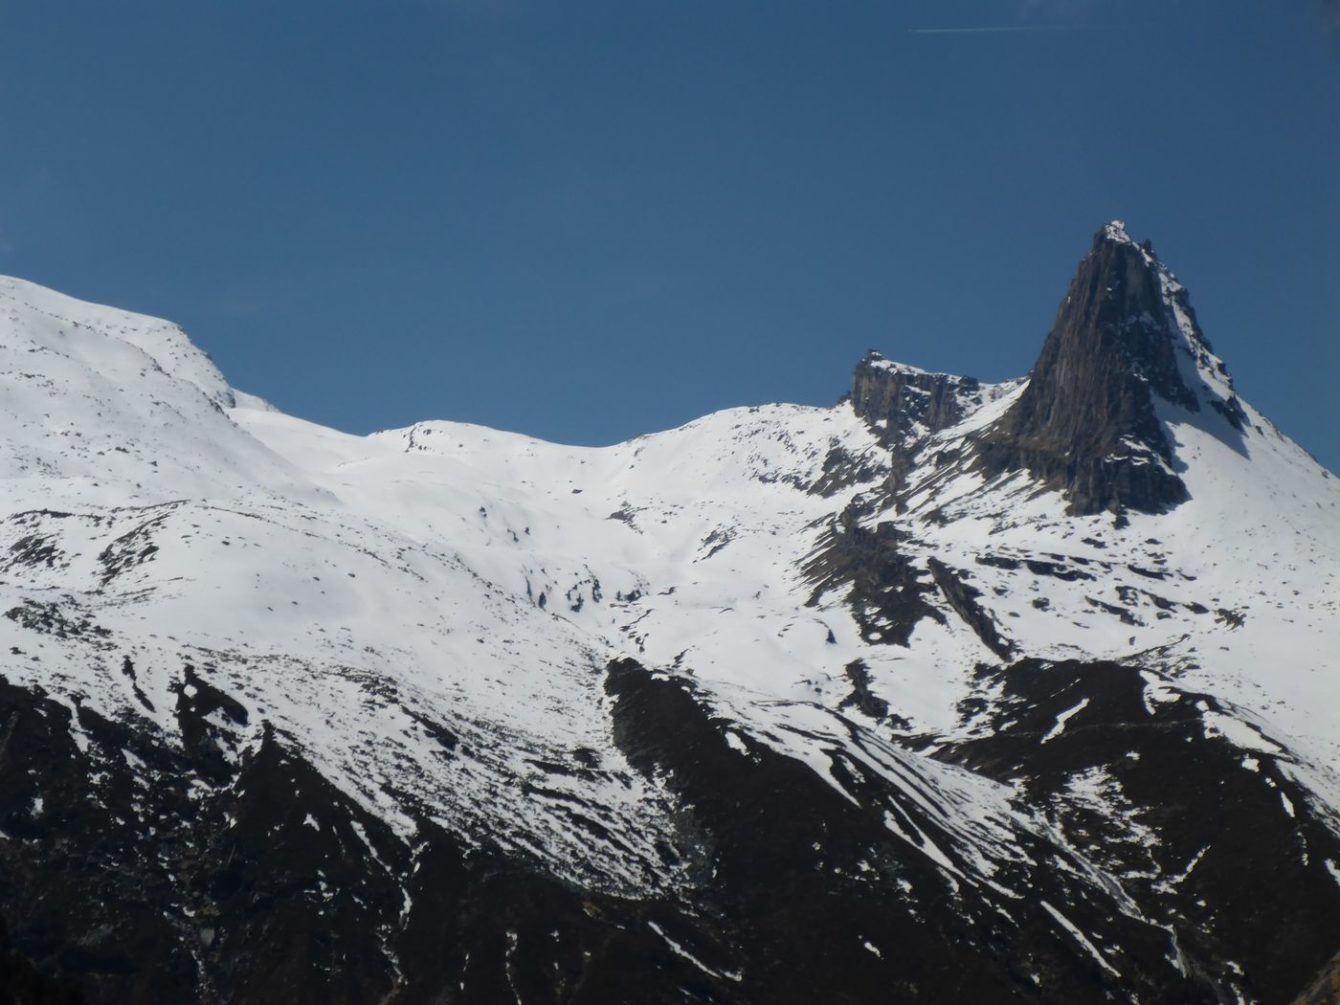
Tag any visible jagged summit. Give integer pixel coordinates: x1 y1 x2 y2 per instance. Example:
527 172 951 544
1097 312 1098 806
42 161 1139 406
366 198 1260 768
1100 218 1138 246
974 222 1247 515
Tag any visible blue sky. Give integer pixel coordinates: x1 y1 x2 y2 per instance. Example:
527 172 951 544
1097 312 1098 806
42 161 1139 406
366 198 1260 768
1 1 1337 471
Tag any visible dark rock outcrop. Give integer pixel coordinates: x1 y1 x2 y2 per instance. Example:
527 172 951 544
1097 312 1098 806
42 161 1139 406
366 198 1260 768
0 671 738 1004
801 502 945 646
837 658 890 720
926 557 1015 660
4 645 1334 1003
976 223 1244 515
603 658 1208 1004
851 354 982 445
851 353 988 493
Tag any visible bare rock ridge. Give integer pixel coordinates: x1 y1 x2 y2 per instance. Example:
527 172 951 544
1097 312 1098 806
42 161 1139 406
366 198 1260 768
849 355 989 492
851 358 982 445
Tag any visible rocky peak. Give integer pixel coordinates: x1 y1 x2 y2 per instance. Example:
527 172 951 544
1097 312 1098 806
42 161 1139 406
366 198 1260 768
976 222 1246 516
1047 221 1231 413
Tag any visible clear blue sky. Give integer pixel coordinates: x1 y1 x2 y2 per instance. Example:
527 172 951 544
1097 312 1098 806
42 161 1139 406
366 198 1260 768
2 1 1337 471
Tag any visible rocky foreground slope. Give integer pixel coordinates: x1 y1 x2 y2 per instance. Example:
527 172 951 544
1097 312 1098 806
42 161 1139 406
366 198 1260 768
0 223 1337 1003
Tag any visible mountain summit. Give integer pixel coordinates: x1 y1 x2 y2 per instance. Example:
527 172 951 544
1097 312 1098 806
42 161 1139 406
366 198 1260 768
0 225 1337 1004
977 221 1248 514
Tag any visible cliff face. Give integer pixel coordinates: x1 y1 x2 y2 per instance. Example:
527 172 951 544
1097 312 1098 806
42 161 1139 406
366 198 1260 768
975 222 1245 515
851 355 982 445
850 354 995 494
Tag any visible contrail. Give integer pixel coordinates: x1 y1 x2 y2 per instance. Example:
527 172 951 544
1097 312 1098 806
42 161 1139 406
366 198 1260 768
909 25 1083 34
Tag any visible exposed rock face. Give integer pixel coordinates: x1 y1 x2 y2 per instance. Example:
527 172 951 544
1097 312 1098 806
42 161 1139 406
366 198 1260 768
976 222 1245 515
926 557 1015 660
851 354 982 445
850 354 992 494
2 659 1223 1005
13 651 1329 1005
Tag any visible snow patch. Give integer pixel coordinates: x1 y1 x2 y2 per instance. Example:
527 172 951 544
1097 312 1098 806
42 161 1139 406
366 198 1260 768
1040 901 1120 977
1042 699 1090 743
647 921 743 983
1202 711 1283 756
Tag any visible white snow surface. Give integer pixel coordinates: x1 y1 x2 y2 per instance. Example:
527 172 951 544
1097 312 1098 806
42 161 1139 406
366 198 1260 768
1 272 1338 894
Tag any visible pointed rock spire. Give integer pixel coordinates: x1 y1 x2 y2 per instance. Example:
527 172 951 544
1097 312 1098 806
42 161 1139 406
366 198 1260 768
976 222 1246 516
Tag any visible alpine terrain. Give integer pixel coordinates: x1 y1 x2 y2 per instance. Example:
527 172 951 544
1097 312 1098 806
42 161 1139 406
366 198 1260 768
1 222 1337 1004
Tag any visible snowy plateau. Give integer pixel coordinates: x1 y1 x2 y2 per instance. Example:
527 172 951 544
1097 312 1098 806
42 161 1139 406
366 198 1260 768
0 223 1337 1004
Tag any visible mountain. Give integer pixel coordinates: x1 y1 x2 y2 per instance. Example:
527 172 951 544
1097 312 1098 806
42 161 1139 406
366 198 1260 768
978 222 1245 515
0 223 1337 1004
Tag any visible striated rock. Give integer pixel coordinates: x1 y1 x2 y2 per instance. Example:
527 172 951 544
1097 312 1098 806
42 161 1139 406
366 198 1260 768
0 671 747 1004
603 658 1209 1004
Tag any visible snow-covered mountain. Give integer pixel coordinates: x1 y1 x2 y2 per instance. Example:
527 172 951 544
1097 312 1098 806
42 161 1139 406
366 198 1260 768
1 223 1337 1004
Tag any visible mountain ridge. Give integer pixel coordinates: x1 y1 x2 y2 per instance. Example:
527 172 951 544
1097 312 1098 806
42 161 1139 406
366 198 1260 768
0 224 1337 1003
